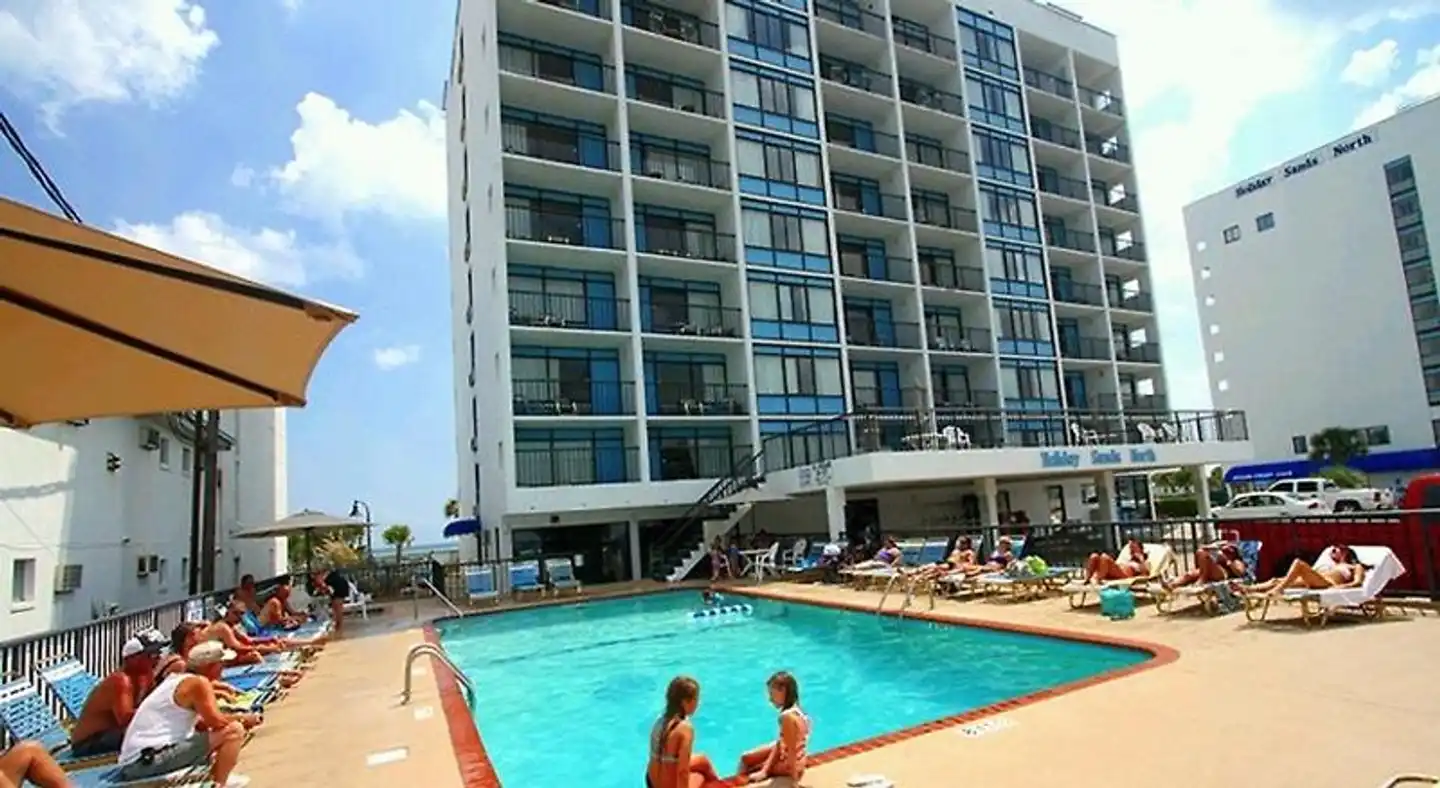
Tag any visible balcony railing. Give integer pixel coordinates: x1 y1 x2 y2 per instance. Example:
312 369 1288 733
654 444 754 481
501 122 620 170
898 81 965 117
505 208 626 249
650 382 748 416
1023 67 1074 100
499 47 617 94
839 254 914 283
845 319 923 349
626 72 726 118
852 386 926 411
515 446 641 486
512 378 637 415
1050 278 1104 307
642 303 743 338
1103 240 1148 262
826 123 902 158
1113 292 1154 312
630 151 730 189
536 0 611 20
919 260 985 291
832 189 908 220
508 290 630 331
1085 136 1132 163
912 203 978 233
634 225 736 262
1037 172 1090 201
1078 85 1126 117
906 139 970 173
934 388 999 408
621 1 720 49
1030 118 1082 149
813 0 888 37
1046 227 1096 253
1060 335 1111 361
928 324 991 352
891 22 956 60
1099 192 1140 213
820 58 893 98
1114 343 1161 364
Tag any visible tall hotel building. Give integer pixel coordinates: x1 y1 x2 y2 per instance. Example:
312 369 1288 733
446 0 1248 580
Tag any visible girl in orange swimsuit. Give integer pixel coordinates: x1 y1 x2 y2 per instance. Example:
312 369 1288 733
738 672 812 784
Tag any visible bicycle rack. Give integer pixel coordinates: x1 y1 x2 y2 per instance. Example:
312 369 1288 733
402 643 474 707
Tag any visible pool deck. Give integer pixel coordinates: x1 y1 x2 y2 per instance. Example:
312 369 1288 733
230 581 1440 788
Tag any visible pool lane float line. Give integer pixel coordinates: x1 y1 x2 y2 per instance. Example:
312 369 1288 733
689 604 754 619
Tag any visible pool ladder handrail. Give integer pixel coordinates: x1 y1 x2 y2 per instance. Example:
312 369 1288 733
402 643 475 707
410 574 464 619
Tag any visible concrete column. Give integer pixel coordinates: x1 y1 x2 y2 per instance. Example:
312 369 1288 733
824 486 847 542
979 477 1000 527
1094 471 1118 522
628 518 643 581
1193 464 1213 521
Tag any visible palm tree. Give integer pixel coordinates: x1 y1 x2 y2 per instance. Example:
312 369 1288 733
381 524 413 565
443 498 461 519
1308 427 1368 467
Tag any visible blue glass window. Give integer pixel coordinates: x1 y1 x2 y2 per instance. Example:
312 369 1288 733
850 361 903 409
979 184 1041 244
984 241 1046 300
731 61 819 138
508 265 621 330
498 34 608 91
637 276 722 333
514 427 630 485
504 186 618 248
741 199 830 271
735 130 826 205
725 0 812 73
993 299 1053 357
999 358 1061 410
753 346 846 415
972 128 1032 187
957 9 1018 82
836 235 888 280
649 425 740 481
843 297 896 346
624 65 711 112
501 107 614 169
633 204 721 258
747 271 839 342
966 72 1025 134
511 347 626 415
643 351 730 416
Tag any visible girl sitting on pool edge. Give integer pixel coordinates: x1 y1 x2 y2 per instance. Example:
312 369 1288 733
647 676 722 788
738 672 811 784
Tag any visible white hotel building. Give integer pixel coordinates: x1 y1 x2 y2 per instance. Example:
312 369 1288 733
1185 96 1440 488
1 412 288 640
446 0 1250 582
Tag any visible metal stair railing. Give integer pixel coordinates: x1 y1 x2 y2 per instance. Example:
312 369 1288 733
650 447 766 575
402 643 474 706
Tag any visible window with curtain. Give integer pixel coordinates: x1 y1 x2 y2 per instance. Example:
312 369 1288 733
984 244 1045 285
730 65 817 123
1000 362 1060 401
973 129 1032 185
741 205 828 254
994 302 1051 342
736 135 823 187
753 352 843 395
966 75 1025 133
747 278 836 325
726 1 810 60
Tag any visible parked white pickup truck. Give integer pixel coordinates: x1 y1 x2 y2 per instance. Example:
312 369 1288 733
1265 477 1395 512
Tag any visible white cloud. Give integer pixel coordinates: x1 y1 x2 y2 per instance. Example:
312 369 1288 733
1352 44 1440 128
113 211 362 289
0 0 219 129
264 92 446 224
372 344 421 371
1340 39 1400 86
229 165 255 188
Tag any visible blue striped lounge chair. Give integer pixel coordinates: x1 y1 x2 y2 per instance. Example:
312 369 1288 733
785 542 827 573
544 558 583 597
36 658 100 723
509 560 545 598
465 565 500 606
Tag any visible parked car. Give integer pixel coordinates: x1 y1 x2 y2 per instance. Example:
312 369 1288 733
1215 492 1329 520
1265 477 1395 511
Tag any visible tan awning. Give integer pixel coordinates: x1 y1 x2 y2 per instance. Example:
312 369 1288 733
0 198 358 428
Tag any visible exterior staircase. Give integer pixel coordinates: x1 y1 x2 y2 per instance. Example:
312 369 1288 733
648 448 766 582
660 502 754 582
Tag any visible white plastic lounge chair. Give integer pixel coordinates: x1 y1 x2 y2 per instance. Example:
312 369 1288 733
342 584 372 619
1061 543 1176 608
846 541 923 588
750 542 781 582
544 557 583 596
1155 540 1262 615
1245 545 1406 627
509 559 545 597
781 537 809 567
465 564 500 605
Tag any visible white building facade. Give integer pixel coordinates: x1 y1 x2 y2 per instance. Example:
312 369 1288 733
1 411 288 640
1184 96 1440 487
447 0 1249 582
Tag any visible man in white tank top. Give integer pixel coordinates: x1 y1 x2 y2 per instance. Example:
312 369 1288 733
117 641 261 787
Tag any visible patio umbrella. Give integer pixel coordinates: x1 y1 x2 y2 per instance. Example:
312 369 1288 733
232 509 369 570
0 198 357 428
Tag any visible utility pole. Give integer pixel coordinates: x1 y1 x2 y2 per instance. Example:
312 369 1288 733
199 409 221 591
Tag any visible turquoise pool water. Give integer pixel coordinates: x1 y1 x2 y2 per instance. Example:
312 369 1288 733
436 592 1147 787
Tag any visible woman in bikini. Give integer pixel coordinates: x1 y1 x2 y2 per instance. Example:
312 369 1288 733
1245 545 1367 597
1082 539 1149 583
850 537 902 571
646 676 721 788
739 672 811 784
910 536 981 581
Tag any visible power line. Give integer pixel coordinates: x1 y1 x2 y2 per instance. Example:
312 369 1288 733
0 109 82 222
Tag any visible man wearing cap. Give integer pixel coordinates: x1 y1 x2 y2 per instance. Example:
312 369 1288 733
68 633 163 758
118 641 260 787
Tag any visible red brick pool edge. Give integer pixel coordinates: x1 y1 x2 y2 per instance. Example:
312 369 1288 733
425 586 1181 788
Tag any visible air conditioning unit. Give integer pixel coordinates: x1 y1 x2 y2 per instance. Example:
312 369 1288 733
139 427 162 451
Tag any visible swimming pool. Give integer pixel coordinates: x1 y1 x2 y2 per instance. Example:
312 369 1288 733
435 591 1149 787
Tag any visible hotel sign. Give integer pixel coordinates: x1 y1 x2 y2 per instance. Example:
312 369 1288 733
1040 447 1158 470
1233 132 1375 198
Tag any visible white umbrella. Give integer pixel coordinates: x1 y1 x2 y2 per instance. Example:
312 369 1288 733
232 509 368 569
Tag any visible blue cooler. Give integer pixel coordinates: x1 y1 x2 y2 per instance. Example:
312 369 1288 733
1099 586 1136 620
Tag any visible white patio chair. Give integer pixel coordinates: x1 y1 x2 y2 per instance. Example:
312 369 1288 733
1136 422 1158 443
1069 422 1099 445
753 542 781 581
941 425 972 449
782 537 809 567
342 584 372 619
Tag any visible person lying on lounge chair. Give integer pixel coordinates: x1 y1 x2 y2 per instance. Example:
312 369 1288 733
1081 540 1148 584
258 583 307 630
980 536 1017 572
910 537 982 580
0 741 70 788
69 634 164 758
1245 545 1366 597
202 605 305 685
849 538 903 571
1162 543 1246 589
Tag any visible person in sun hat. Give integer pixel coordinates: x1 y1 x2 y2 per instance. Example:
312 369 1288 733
67 632 165 758
117 640 260 787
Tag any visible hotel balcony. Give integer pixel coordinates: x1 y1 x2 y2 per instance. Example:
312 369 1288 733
1023 67 1074 101
1050 277 1104 308
919 258 985 292
853 385 927 411
641 302 743 338
508 291 630 331
512 378 637 416
1059 335 1111 362
620 1 721 50
1114 342 1162 365
505 206 626 250
845 318 924 350
634 224 736 264
649 382 748 416
652 443 752 481
515 445 641 487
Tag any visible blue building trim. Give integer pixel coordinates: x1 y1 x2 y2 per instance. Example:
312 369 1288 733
1223 448 1440 484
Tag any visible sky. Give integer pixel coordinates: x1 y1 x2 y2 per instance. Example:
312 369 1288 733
2 0 1439 544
